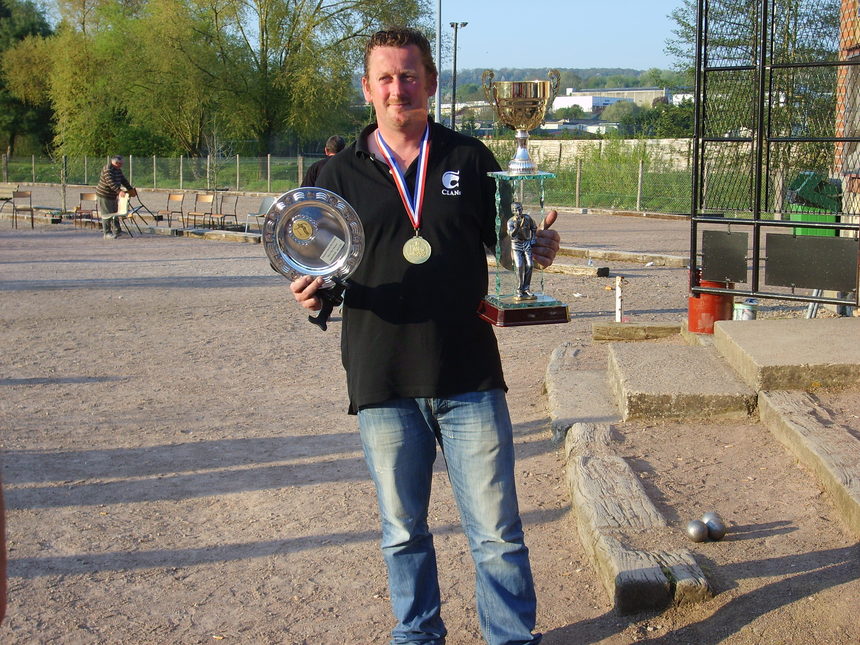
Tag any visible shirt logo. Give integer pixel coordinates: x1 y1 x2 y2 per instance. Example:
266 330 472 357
442 170 461 196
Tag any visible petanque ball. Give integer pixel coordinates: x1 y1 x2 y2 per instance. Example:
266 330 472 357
701 511 723 525
686 519 709 542
705 517 727 541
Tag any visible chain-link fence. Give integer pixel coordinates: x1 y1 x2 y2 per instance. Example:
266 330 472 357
1 146 695 213
0 154 310 194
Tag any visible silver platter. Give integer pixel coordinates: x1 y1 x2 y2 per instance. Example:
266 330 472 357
263 188 364 289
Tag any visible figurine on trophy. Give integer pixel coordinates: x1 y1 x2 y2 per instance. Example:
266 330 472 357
507 202 538 301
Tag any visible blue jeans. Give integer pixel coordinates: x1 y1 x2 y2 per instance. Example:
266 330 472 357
357 389 540 645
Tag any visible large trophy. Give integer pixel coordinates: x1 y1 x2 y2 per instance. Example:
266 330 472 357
478 69 569 326
482 69 560 175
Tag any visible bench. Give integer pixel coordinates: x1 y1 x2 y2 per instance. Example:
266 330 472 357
0 182 19 213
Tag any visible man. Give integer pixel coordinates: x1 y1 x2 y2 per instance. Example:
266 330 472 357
96 155 134 239
301 135 346 186
290 27 560 645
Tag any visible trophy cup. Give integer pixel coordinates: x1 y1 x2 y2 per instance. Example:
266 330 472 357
478 69 569 326
482 69 560 175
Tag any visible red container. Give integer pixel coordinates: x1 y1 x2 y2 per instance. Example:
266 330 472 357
688 274 733 334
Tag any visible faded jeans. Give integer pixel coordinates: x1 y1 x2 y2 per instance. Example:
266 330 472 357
357 389 540 645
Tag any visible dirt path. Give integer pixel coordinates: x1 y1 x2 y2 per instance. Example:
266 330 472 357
0 225 857 644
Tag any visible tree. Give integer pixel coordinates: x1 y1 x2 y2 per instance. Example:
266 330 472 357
619 100 694 137
553 105 585 120
0 0 53 154
173 0 427 155
599 100 641 123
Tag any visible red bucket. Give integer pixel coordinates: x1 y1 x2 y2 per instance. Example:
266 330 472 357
688 271 733 334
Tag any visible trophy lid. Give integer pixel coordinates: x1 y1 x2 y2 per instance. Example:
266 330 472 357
263 188 364 289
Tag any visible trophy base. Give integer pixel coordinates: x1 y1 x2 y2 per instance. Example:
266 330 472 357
478 293 570 327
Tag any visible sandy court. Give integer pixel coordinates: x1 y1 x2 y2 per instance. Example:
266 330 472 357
0 224 858 644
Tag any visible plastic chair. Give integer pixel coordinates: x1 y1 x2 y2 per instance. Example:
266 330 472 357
245 196 275 233
11 191 35 229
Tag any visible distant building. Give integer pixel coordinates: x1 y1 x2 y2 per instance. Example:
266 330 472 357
552 95 627 112
560 86 674 108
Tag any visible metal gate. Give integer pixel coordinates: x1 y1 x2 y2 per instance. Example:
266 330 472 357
691 0 860 309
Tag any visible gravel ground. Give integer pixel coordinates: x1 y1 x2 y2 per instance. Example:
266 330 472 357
0 211 858 644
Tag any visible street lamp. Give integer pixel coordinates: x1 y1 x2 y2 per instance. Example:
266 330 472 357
450 21 467 131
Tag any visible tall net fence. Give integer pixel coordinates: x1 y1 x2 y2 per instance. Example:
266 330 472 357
2 143 696 214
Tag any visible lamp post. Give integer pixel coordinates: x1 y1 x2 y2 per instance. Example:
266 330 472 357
435 0 442 124
450 21 467 131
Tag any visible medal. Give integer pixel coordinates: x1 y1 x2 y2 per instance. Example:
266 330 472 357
376 125 433 264
403 234 432 264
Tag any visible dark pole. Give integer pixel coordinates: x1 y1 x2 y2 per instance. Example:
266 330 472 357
450 21 467 130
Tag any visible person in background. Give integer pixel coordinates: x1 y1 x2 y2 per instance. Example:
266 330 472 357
96 155 134 239
301 135 346 187
290 26 560 645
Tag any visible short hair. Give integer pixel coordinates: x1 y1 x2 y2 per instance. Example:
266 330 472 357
325 135 345 154
111 155 124 163
363 27 437 79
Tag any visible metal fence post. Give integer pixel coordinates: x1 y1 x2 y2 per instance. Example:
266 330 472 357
298 155 304 185
129 154 134 185
61 155 67 213
267 154 271 193
179 155 184 190
636 159 644 211
2 154 6 182
236 154 240 191
207 155 211 190
575 158 581 209
84 156 88 185
31 155 35 182
153 155 157 189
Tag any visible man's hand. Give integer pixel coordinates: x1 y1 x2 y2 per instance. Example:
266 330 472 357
534 209 561 269
290 275 324 311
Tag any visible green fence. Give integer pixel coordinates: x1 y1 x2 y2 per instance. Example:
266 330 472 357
1 151 695 213
1 154 308 194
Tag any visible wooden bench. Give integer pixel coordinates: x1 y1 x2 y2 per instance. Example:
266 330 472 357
0 182 19 213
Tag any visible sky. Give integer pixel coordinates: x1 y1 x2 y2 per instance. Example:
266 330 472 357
434 0 685 71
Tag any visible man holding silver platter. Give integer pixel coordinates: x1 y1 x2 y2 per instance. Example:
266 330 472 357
290 26 560 645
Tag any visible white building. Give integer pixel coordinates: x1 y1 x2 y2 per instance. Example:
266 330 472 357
552 95 627 113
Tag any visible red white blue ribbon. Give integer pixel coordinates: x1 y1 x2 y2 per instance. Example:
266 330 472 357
375 124 431 231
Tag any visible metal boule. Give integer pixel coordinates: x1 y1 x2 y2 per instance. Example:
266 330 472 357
701 511 723 525
686 519 709 542
705 517 727 541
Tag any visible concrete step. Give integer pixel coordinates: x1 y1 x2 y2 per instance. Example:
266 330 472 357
607 342 757 422
714 318 860 390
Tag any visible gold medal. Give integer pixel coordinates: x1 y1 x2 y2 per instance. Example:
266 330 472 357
403 234 432 264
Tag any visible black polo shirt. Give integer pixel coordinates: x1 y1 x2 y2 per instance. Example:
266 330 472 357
316 120 508 413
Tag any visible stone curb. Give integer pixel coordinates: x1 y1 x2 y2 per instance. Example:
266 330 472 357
546 343 713 615
564 423 713 614
592 322 682 342
558 245 689 268
758 390 860 538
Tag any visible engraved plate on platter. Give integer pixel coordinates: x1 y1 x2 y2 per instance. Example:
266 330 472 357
263 188 364 289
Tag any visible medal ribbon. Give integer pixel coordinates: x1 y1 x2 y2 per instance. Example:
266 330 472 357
375 124 431 232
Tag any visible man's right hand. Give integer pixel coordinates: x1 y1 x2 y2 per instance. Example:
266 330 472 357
290 275 323 311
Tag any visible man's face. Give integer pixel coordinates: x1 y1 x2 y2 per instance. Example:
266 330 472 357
361 44 437 132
